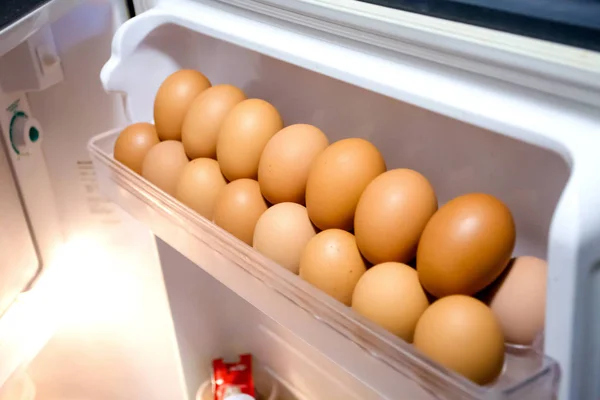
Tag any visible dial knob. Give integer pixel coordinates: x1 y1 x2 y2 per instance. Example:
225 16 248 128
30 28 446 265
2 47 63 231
10 111 41 155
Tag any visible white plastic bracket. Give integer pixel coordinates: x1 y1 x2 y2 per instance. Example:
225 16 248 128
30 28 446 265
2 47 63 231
0 25 64 93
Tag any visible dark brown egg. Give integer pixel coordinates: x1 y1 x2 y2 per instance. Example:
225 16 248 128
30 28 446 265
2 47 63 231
305 138 386 231
141 140 189 196
258 124 329 205
181 84 246 159
154 70 211 141
299 229 367 305
413 295 505 385
213 179 268 245
217 99 283 182
354 169 437 265
175 158 227 220
417 193 516 297
114 122 159 174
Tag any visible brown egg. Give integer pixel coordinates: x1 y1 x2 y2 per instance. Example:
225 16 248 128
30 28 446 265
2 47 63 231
154 69 212 141
352 262 429 342
299 229 367 305
213 179 268 245
114 122 160 174
181 84 246 159
417 193 516 297
175 158 227 220
413 295 505 385
355 169 437 265
217 99 283 181
306 138 386 231
141 140 188 196
258 124 329 205
253 203 318 274
483 256 547 345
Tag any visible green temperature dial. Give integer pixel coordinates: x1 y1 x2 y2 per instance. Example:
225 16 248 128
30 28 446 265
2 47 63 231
9 109 41 155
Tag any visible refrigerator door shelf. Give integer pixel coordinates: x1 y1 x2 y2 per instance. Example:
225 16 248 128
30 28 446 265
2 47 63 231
97 0 600 398
90 123 559 400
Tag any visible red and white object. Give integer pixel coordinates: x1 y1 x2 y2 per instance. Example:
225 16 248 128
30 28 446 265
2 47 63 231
212 354 255 400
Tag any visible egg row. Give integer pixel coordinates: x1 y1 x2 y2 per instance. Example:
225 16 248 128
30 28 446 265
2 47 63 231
113 69 547 386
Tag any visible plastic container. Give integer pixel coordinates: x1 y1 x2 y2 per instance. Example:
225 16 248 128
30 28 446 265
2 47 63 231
91 0 600 398
196 359 279 400
90 126 559 399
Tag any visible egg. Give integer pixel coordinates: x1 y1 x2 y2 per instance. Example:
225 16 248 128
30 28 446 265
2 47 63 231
113 122 160 174
213 179 268 245
352 262 429 342
258 124 329 205
306 138 386 231
253 203 317 274
417 193 516 297
413 295 505 385
154 69 212 141
483 256 547 345
217 99 283 181
181 84 246 159
299 229 367 305
354 169 437 265
175 158 227 220
141 140 189 196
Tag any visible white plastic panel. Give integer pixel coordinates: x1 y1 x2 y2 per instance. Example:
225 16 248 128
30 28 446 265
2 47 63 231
156 238 381 400
0 139 38 315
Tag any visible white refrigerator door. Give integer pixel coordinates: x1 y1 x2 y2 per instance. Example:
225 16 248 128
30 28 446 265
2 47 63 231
100 1 600 400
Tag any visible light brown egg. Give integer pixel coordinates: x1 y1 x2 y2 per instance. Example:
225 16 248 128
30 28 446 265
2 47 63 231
114 122 160 174
217 99 283 181
213 179 268 245
154 70 212 141
299 229 367 305
253 203 317 274
355 169 437 265
141 140 188 196
352 262 429 342
181 84 246 159
258 124 329 205
417 193 516 297
483 256 547 345
175 158 227 220
413 295 505 385
306 138 386 231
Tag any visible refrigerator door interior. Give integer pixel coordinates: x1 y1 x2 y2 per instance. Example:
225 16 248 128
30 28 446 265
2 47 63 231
90 0 599 399
1 0 600 399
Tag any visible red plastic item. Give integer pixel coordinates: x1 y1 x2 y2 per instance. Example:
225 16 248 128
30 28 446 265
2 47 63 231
212 354 255 400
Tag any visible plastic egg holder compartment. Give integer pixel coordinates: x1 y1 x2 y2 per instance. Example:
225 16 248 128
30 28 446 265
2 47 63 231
88 0 600 398
91 128 555 398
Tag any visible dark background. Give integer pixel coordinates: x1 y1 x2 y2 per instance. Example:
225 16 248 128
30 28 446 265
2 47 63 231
2 0 599 51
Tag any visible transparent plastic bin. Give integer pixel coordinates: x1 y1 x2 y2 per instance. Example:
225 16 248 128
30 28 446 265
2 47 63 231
90 0 600 398
90 127 559 399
